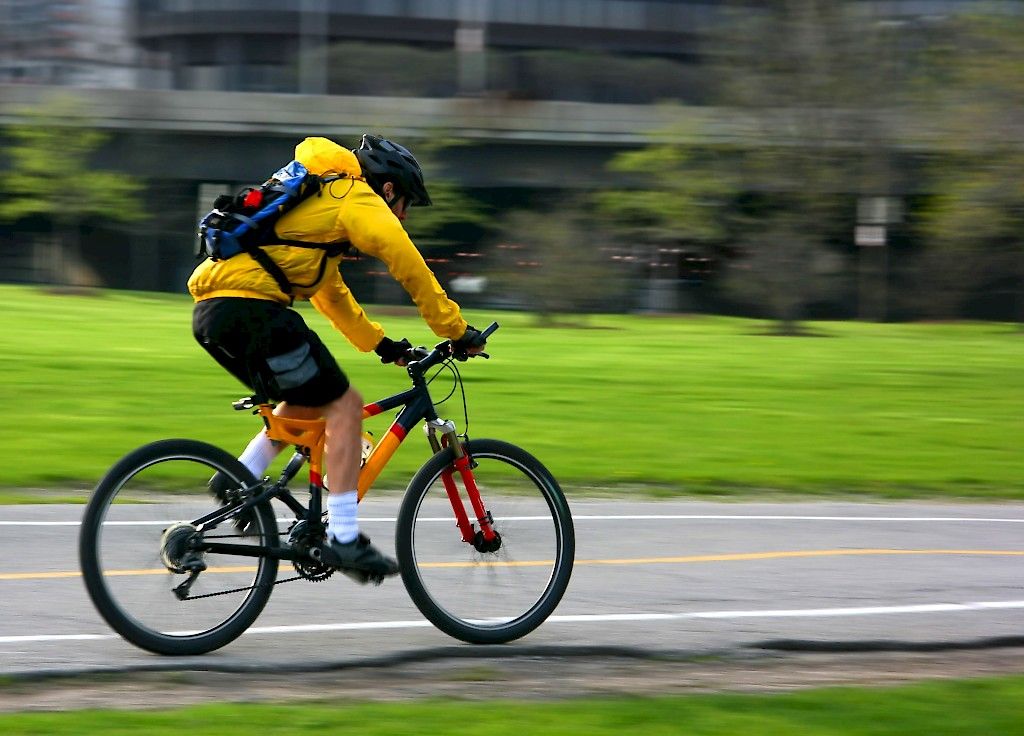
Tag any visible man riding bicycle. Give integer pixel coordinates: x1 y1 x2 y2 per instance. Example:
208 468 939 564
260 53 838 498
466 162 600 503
188 134 485 579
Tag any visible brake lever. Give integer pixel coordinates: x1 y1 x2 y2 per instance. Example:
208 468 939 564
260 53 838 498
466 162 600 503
452 349 490 363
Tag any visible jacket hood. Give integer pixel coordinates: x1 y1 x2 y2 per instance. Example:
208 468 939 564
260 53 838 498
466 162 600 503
294 137 362 179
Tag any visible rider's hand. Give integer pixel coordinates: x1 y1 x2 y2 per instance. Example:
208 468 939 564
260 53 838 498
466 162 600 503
452 326 486 361
374 336 413 366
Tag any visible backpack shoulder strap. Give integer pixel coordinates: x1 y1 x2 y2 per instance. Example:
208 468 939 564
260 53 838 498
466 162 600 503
245 246 294 299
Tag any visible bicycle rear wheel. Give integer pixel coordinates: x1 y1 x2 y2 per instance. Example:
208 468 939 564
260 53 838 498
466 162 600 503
79 439 279 655
396 439 574 644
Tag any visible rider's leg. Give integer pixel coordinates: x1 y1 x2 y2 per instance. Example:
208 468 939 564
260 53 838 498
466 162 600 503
193 297 394 575
274 389 363 540
236 427 283 478
320 388 363 544
277 391 397 575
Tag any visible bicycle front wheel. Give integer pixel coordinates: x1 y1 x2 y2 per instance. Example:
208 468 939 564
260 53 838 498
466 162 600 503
79 439 279 655
396 439 574 644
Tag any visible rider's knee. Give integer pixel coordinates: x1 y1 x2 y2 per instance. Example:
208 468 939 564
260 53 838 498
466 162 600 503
323 386 362 421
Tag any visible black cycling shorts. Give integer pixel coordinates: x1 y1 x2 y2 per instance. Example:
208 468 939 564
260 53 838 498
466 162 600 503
192 297 350 407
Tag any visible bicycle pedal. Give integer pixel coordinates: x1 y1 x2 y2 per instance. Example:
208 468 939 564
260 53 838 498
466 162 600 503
339 568 382 586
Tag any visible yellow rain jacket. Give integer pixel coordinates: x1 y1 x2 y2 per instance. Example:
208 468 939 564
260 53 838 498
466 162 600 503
188 137 467 352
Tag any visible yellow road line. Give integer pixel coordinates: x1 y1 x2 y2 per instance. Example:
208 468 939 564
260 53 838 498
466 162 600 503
0 565 260 581
577 549 1024 566
3 548 1023 581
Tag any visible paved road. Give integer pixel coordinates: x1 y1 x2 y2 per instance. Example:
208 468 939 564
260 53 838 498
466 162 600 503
2 499 1023 677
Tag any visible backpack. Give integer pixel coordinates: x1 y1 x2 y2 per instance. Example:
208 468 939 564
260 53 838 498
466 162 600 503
196 160 348 296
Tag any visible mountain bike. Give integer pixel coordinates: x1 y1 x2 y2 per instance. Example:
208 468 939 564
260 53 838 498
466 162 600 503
79 322 575 655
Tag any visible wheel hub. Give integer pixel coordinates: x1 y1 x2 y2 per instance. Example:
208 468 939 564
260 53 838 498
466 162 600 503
160 522 204 574
472 529 502 553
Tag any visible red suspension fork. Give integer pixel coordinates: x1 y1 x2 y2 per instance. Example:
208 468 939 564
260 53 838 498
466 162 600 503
453 454 498 542
428 421 497 544
440 465 475 544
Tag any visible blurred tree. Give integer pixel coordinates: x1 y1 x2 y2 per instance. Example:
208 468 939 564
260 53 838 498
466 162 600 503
0 95 144 287
593 124 738 313
594 1 915 331
487 207 626 325
595 132 736 245
917 15 1024 326
711 0 909 332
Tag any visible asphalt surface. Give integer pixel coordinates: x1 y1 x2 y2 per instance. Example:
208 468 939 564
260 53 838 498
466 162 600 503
2 499 1023 678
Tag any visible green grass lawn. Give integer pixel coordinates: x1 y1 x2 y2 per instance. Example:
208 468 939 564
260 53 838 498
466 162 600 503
1 284 1022 499
3 675 1024 734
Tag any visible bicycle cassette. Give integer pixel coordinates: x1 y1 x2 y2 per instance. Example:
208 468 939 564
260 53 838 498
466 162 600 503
160 522 206 574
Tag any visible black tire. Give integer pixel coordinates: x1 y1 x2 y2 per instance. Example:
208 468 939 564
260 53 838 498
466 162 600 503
396 438 574 644
79 439 279 655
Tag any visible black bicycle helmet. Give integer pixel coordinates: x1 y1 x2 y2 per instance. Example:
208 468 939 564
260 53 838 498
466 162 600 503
354 134 432 207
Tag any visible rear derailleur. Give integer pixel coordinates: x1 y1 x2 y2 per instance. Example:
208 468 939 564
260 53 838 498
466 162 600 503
160 522 207 600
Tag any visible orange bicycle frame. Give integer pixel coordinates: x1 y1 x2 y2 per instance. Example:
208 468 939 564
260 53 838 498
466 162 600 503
257 379 497 546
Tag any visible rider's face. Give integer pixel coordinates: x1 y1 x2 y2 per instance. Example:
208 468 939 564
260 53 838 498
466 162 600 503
390 196 409 221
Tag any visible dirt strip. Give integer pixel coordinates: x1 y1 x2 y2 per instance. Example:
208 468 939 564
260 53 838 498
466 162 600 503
4 648 1024 712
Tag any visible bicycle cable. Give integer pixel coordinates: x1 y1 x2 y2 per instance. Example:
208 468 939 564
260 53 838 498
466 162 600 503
425 357 471 438
186 357 472 602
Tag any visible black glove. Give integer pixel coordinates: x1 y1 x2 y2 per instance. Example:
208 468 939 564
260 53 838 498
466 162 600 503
374 336 412 364
451 326 486 361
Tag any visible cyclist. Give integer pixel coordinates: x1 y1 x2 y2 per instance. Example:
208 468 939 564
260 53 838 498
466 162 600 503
188 134 485 579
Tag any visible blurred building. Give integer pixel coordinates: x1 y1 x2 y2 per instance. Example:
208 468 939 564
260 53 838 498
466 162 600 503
0 0 148 87
129 0 1003 100
2 0 1002 95
132 0 718 101
1 0 1020 319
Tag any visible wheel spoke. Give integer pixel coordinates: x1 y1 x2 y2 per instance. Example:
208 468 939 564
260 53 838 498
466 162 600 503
396 440 574 644
79 440 279 655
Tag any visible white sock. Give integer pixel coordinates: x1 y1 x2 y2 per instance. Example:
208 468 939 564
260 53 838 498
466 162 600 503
327 491 359 544
238 431 281 478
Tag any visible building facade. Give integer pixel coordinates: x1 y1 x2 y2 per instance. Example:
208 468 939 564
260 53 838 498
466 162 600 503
132 0 720 98
0 0 149 87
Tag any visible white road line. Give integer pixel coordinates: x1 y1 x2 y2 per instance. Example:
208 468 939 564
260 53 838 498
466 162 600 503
573 515 1024 523
0 634 114 643
3 600 1024 645
4 515 1024 527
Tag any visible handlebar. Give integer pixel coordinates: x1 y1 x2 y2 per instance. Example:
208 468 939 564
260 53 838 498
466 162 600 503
479 321 500 341
405 321 499 377
233 322 498 410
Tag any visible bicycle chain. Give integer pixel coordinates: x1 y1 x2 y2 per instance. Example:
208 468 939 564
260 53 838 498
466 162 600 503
178 573 309 601
178 531 333 602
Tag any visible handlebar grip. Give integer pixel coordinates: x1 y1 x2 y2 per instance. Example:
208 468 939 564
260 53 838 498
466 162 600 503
480 322 499 340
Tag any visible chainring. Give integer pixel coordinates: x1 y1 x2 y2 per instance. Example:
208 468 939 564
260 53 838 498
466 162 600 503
287 519 334 582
